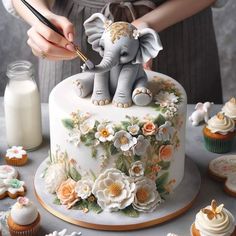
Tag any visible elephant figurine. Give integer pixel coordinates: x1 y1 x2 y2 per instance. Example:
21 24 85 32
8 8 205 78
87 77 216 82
74 13 162 107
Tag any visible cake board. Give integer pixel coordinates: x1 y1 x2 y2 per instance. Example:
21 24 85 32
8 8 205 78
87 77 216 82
34 157 201 231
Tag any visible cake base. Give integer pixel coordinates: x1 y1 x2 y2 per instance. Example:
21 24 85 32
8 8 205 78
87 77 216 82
34 157 201 231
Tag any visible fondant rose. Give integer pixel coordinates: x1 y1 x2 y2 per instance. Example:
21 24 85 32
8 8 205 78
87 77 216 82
132 176 161 212
142 121 156 136
75 179 94 199
129 161 144 178
207 113 235 135
56 178 79 209
156 121 174 141
95 124 114 142
159 145 173 161
92 168 135 212
17 197 30 206
45 163 67 194
113 130 137 152
132 135 149 156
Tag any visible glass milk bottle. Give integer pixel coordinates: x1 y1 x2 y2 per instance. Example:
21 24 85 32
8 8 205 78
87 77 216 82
4 60 42 150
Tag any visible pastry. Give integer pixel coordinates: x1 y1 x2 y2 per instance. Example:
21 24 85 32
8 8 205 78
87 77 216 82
208 155 236 197
191 200 236 236
7 197 40 236
203 113 235 153
222 97 236 124
5 146 28 166
0 165 18 179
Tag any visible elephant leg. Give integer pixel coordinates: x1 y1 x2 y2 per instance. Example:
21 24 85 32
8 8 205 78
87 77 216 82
132 75 153 106
112 65 139 108
73 72 94 98
92 72 111 106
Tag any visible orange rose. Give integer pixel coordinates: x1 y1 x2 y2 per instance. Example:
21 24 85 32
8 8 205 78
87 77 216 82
56 178 79 209
142 121 156 136
159 145 173 161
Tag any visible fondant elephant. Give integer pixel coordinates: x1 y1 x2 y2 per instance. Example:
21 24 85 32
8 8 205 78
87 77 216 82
74 13 162 107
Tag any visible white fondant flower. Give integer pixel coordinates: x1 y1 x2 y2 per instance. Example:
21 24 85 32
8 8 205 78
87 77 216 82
127 124 140 135
132 176 161 212
92 168 135 212
80 119 95 134
44 163 67 193
6 146 26 159
155 91 179 106
75 179 94 200
45 229 82 236
132 135 150 156
165 110 175 119
129 161 145 178
95 124 114 142
17 197 30 206
113 130 137 152
67 130 81 146
132 29 140 39
156 121 174 141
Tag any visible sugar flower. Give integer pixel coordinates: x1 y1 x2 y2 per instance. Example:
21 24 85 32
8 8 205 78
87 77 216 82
127 124 140 135
6 146 26 159
75 179 94 200
80 119 95 135
67 130 81 146
132 135 150 156
113 130 137 151
142 121 156 136
155 91 179 106
92 168 135 212
95 124 114 142
159 145 174 161
156 121 174 141
129 161 145 178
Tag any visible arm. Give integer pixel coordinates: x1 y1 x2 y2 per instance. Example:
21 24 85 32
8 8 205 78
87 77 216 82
132 0 216 32
11 0 76 60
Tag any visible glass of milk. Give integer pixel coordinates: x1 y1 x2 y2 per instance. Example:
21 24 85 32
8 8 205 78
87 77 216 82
4 60 42 150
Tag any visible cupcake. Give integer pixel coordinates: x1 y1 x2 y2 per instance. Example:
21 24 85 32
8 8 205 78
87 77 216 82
7 197 40 236
5 146 28 166
203 113 235 153
191 200 235 236
222 97 236 124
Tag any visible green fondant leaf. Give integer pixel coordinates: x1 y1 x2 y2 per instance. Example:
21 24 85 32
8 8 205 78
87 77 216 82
73 200 88 210
116 156 129 175
158 161 170 170
121 121 131 129
62 119 74 130
53 197 62 205
156 172 169 193
110 144 118 155
91 147 97 158
88 201 102 214
154 114 166 126
121 206 139 218
69 166 81 181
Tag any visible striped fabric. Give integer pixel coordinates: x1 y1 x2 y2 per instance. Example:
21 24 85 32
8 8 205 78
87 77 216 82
39 0 222 103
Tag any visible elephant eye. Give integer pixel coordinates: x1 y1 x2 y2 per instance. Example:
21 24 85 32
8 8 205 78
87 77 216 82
121 52 128 57
100 45 104 51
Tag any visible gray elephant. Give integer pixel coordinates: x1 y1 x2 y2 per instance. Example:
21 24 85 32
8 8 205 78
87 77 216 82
74 13 162 107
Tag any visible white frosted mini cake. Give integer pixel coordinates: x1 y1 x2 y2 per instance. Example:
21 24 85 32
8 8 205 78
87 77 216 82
44 70 187 215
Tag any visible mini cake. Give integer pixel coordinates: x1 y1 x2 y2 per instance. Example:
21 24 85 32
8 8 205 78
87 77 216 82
5 146 28 166
203 113 235 153
7 197 40 236
191 200 236 236
222 97 236 124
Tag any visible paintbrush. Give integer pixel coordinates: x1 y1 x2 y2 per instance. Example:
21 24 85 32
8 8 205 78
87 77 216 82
20 0 94 69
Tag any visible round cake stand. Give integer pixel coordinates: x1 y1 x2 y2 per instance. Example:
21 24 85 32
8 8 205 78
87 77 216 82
34 157 201 231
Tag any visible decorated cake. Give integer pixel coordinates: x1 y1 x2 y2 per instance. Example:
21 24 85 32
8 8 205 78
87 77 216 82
43 13 187 216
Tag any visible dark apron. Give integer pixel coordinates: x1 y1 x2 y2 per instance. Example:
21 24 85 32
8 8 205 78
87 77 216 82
39 0 222 103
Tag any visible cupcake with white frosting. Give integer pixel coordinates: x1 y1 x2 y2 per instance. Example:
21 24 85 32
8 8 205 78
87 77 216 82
191 199 235 236
7 197 40 236
222 97 236 124
203 113 235 153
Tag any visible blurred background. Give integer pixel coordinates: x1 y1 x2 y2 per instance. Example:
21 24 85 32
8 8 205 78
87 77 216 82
0 0 235 103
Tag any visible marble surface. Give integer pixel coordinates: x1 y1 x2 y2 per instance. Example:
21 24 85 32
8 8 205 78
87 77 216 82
0 2 236 102
0 98 236 236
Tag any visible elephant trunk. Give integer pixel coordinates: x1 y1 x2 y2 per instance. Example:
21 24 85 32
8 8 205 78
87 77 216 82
88 54 118 73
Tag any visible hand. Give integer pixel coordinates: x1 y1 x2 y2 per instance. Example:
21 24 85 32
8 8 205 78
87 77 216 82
27 13 77 60
143 59 153 70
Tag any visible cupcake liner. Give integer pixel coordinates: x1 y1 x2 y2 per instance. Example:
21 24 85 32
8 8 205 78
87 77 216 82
203 135 234 153
9 224 40 236
5 155 28 166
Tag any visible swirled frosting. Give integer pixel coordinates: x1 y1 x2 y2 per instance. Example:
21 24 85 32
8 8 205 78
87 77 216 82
195 206 235 236
222 98 236 120
206 113 235 135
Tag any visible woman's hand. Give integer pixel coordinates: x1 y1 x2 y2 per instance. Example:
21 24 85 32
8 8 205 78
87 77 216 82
27 13 77 60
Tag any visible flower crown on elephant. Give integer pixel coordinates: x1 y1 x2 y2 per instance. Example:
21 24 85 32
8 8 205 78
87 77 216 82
74 13 163 107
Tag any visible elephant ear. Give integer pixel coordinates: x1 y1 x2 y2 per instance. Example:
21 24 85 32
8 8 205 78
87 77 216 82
84 13 108 52
132 28 163 64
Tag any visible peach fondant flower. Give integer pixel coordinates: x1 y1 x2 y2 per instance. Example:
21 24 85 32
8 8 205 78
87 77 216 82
56 178 79 209
159 145 173 161
142 121 156 136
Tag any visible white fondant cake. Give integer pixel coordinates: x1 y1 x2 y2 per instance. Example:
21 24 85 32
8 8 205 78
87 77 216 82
46 70 187 214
